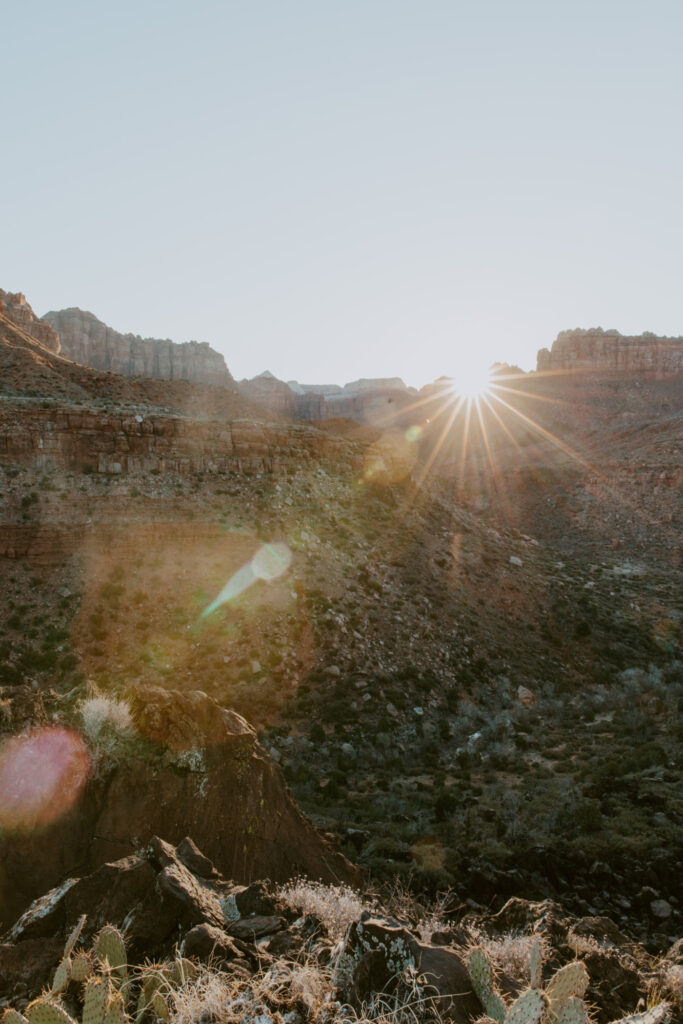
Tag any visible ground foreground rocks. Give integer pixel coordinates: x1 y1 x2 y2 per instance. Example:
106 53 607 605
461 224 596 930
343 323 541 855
0 839 679 1024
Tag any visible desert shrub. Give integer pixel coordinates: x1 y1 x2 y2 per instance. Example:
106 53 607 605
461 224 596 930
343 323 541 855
80 694 132 746
277 879 369 941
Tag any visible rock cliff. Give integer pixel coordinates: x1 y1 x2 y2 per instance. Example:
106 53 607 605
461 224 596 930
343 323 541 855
0 290 61 354
43 307 236 388
537 328 683 375
239 372 415 424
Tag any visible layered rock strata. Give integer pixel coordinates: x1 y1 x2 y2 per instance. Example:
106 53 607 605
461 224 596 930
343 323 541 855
240 372 416 424
0 405 357 481
0 290 61 354
43 307 236 388
537 329 683 375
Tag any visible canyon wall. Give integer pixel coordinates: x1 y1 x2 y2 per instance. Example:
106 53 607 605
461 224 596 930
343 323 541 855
0 405 360 485
537 328 683 375
0 290 61 353
43 308 236 388
240 372 415 424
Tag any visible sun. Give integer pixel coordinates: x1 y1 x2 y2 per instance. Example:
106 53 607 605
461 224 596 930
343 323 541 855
448 360 494 399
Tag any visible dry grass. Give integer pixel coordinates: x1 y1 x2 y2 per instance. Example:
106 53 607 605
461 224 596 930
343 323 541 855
80 694 132 745
163 957 449 1024
277 880 371 943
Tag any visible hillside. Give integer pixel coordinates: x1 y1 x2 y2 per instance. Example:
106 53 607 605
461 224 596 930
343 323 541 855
0 297 681 964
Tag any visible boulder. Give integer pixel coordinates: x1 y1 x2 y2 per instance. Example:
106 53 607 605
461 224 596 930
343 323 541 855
0 686 359 926
339 914 482 1021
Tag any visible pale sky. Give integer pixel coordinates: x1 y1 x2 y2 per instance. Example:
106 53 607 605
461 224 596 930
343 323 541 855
3 1 683 388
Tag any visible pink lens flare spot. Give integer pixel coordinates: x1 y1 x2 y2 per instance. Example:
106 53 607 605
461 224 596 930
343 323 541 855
0 727 91 830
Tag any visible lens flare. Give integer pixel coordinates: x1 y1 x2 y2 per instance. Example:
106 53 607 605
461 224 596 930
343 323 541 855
363 429 418 485
0 727 90 831
201 541 292 617
252 541 293 581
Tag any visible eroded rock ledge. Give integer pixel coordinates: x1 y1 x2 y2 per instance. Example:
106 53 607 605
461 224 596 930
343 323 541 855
537 328 683 375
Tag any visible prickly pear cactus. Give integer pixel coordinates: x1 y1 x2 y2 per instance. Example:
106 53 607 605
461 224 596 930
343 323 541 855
528 935 543 990
51 957 72 995
609 1006 672 1024
3 1011 30 1024
468 947 507 1024
26 1003 77 1024
506 990 548 1024
94 927 127 980
557 996 589 1024
83 977 112 1024
102 992 127 1024
64 916 87 959
72 952 95 984
545 962 589 1013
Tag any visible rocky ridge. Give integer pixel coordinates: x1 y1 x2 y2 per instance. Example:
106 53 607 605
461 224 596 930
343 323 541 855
0 291 61 354
239 372 416 424
43 307 236 389
537 329 683 375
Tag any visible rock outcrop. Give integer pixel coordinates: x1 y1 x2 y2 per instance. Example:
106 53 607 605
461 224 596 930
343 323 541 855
43 307 236 388
537 328 683 375
239 372 416 424
0 685 359 926
0 290 61 354
0 405 360 484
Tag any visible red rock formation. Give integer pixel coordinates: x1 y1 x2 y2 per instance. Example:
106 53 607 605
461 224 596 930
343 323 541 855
0 290 61 354
43 307 236 388
0 405 360 480
537 328 683 375
0 686 359 926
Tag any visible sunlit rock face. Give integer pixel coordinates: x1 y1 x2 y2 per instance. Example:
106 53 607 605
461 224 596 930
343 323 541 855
0 290 61 353
0 685 359 926
537 329 683 375
42 308 236 388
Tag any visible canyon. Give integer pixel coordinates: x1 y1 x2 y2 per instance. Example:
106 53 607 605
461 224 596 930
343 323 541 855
0 288 681 975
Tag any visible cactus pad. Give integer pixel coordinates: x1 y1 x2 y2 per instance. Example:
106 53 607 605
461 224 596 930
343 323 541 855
52 958 72 994
94 927 127 978
72 952 95 983
546 962 589 1010
610 1006 672 1024
64 916 87 959
557 996 589 1024
150 995 169 1022
167 960 196 986
505 989 547 1024
468 947 507 1024
83 978 110 1024
528 935 543 990
3 1011 30 1024
102 992 128 1024
26 1003 77 1024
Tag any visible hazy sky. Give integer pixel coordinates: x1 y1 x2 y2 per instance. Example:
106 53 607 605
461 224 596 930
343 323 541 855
3 1 683 387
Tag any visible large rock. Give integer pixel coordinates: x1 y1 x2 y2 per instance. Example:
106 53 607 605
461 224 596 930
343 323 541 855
42 307 236 388
1 835 289 995
0 290 61 354
239 372 416 425
0 686 359 926
536 328 683 376
339 914 483 1021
